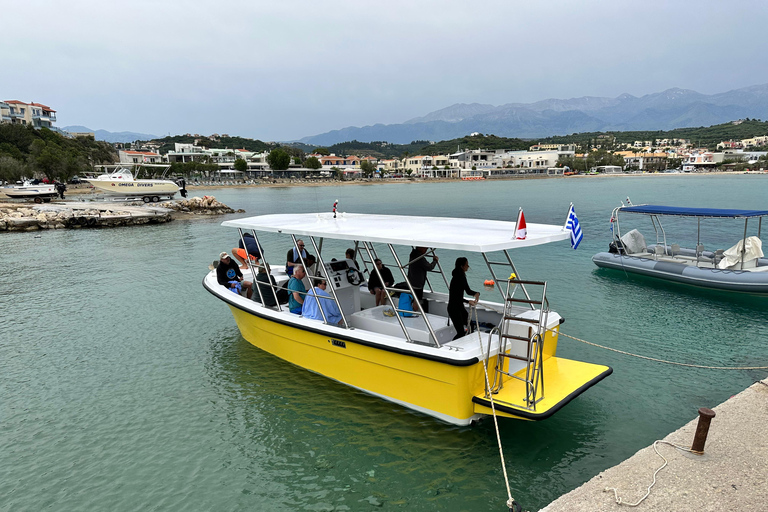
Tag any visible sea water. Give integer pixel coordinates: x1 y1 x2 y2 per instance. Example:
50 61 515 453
2 175 767 511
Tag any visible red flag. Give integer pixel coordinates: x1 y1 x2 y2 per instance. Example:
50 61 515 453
515 210 527 240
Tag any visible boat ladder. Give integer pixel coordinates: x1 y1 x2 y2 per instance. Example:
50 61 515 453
487 276 549 411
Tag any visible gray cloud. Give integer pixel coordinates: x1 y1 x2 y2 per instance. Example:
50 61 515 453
3 0 767 141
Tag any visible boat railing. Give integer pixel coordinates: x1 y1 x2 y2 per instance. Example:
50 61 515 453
304 235 350 329
485 277 549 411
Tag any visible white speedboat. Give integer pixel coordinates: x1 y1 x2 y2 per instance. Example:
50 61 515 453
85 169 180 202
593 202 768 293
0 181 58 203
204 209 612 426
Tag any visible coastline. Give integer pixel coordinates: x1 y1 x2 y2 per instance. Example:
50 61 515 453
1 171 763 202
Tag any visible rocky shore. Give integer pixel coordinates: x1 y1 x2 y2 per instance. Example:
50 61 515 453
0 196 239 232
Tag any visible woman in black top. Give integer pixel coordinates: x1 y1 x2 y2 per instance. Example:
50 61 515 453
448 257 479 340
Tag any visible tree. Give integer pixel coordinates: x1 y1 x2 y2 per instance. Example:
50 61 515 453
313 147 330 156
0 155 29 183
28 139 65 180
360 159 375 177
234 158 248 172
267 148 291 170
305 156 322 170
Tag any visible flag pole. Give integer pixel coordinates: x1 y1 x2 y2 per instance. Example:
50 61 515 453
563 202 573 230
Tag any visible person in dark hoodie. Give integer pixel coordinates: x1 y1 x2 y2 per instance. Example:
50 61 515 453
448 257 479 340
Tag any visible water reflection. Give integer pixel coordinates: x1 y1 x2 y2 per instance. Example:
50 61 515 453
204 330 608 510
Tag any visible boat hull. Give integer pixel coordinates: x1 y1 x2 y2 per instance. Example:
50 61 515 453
592 252 768 293
86 179 179 197
1 185 57 198
206 276 611 425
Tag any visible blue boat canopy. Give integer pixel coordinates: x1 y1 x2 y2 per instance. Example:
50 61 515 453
621 205 768 218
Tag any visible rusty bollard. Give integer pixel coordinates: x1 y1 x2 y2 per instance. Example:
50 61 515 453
690 407 716 454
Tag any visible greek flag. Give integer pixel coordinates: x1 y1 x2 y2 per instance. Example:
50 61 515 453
566 205 583 249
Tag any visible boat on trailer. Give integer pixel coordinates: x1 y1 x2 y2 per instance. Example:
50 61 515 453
85 165 184 202
0 181 58 202
592 202 768 293
204 209 612 426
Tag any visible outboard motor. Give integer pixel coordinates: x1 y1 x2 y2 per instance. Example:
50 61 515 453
176 178 188 198
608 239 626 254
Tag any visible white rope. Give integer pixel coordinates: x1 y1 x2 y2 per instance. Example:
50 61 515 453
549 328 768 370
470 305 519 511
605 440 695 507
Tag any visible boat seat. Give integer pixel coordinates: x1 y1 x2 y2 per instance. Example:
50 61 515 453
696 244 714 264
670 244 681 256
654 245 664 260
349 305 455 345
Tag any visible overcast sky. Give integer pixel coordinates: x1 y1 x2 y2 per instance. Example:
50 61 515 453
4 0 768 141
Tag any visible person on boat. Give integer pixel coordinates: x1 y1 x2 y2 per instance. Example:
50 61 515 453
345 248 359 269
233 233 261 270
253 263 288 307
367 259 394 306
286 240 312 276
302 280 343 325
448 257 479 340
287 265 307 314
407 246 438 309
216 252 253 299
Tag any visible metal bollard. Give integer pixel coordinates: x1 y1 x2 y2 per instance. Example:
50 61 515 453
690 407 716 454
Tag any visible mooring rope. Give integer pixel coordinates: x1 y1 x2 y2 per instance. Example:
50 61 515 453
470 305 521 512
604 440 696 507
548 328 768 370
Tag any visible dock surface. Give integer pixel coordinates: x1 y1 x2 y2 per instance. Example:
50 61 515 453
541 377 768 511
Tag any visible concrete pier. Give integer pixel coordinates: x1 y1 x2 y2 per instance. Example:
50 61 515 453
541 377 768 511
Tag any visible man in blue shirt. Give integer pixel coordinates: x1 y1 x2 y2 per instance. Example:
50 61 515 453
302 280 343 325
287 265 307 314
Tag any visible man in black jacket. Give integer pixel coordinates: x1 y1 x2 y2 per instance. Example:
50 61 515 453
216 252 253 299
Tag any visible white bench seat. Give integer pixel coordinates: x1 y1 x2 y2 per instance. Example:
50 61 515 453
349 305 456 345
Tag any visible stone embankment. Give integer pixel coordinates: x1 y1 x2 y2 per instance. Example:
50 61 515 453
0 196 239 232
159 195 244 215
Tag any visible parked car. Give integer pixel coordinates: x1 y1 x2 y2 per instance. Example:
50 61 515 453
69 176 84 184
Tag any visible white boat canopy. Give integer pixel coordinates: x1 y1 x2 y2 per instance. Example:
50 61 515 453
222 212 570 253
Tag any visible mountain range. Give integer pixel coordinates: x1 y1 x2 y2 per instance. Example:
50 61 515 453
299 83 768 146
62 125 159 143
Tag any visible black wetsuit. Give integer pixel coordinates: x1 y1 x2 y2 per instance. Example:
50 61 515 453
448 267 478 340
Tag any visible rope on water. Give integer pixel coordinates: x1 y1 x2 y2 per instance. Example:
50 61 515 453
548 328 768 370
604 440 696 507
470 305 521 512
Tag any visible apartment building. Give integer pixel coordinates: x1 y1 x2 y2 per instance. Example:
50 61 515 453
119 150 162 164
0 100 57 129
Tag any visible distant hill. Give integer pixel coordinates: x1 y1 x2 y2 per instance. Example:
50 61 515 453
62 125 159 143
299 83 768 145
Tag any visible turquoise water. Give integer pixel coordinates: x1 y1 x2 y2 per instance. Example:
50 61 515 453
2 175 768 511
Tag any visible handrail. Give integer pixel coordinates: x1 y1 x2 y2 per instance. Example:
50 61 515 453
389 245 442 347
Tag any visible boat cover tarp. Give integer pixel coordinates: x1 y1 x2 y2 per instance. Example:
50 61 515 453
620 229 647 254
621 205 768 218
718 236 764 269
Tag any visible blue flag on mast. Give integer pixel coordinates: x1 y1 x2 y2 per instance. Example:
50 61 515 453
566 205 583 249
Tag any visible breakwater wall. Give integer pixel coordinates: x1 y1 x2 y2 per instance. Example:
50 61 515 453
0 196 240 232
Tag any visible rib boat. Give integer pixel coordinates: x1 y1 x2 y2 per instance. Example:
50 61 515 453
204 210 612 425
593 203 768 293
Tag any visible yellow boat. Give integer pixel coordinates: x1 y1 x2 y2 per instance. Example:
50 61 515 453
204 209 612 425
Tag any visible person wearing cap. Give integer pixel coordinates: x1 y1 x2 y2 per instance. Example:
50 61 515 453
216 251 253 299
